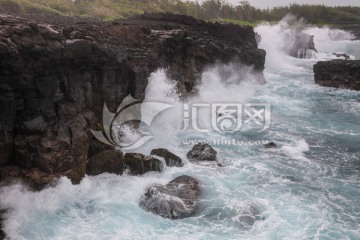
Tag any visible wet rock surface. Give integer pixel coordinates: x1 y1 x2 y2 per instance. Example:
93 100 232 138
0 12 265 186
150 148 183 167
187 143 217 161
332 53 350 60
264 142 277 148
314 59 360 90
139 175 200 219
0 165 23 183
237 203 263 228
124 153 163 175
87 149 124 176
0 209 5 240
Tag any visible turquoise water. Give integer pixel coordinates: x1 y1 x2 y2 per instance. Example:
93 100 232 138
0 23 360 240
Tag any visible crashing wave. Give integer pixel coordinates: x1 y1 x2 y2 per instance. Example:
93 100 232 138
297 48 317 59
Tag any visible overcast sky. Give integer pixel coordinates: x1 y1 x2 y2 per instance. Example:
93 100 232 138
214 0 360 8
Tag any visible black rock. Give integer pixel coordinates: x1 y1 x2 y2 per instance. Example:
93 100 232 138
22 116 48 134
139 175 200 219
0 209 6 240
87 149 124 176
124 153 163 175
264 142 277 148
187 143 217 161
314 59 360 90
0 165 23 183
150 148 183 167
332 53 350 60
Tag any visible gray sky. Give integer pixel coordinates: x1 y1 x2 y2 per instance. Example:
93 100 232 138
219 0 360 8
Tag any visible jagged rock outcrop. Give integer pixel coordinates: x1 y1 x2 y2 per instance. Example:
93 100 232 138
187 143 217 161
139 175 200 219
314 60 360 90
0 13 265 185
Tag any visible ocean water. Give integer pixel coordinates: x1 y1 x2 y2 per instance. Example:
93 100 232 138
1 20 360 240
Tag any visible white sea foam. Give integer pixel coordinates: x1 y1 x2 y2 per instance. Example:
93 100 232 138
1 14 360 240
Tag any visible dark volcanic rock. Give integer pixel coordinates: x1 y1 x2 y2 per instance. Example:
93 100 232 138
87 149 124 175
14 135 40 168
139 175 200 219
314 60 360 90
0 209 5 240
0 13 265 186
124 153 163 175
264 142 277 149
150 148 183 167
187 143 217 161
332 53 350 60
22 168 59 190
0 165 60 191
0 165 23 182
0 132 12 166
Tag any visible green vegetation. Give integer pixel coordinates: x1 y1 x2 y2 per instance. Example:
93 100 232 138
0 0 359 26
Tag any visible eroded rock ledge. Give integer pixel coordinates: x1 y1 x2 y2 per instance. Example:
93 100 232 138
313 60 360 90
0 12 265 186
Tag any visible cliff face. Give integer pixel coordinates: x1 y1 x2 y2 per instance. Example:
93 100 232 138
0 13 265 186
314 60 360 91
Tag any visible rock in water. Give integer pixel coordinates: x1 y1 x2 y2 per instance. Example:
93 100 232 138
87 149 124 175
314 60 360 90
187 143 217 161
150 148 183 167
124 153 163 175
0 209 5 240
332 53 350 60
264 142 277 148
238 203 262 229
139 175 200 219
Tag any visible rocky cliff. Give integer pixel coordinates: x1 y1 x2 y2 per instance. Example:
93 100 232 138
0 13 265 187
313 60 360 90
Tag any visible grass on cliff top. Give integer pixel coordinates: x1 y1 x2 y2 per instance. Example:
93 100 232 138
0 0 359 27
212 18 280 27
0 0 65 16
0 0 149 19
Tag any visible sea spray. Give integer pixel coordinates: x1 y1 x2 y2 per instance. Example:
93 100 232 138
1 18 360 240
